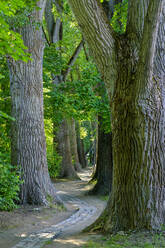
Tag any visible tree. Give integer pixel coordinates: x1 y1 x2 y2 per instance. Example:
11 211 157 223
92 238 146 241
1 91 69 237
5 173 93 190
8 0 62 205
68 118 82 172
91 116 113 195
89 82 113 196
76 121 88 168
68 0 165 231
44 0 83 179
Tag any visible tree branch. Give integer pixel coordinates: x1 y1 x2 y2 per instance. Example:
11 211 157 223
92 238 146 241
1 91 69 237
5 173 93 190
137 0 163 92
37 0 47 20
154 2 165 80
45 0 63 46
45 0 55 43
127 0 150 38
53 18 62 44
42 25 51 46
68 0 117 97
62 40 84 81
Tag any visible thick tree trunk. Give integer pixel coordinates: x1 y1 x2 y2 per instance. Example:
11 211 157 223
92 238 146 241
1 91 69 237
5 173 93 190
104 1 165 232
69 0 165 231
8 0 62 205
90 117 113 195
56 119 79 179
68 118 82 172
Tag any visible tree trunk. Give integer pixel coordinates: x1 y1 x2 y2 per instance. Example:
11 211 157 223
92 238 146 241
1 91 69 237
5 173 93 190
76 121 88 168
104 1 165 232
68 118 82 172
89 121 98 167
56 119 79 179
68 0 165 231
90 117 113 195
8 0 62 205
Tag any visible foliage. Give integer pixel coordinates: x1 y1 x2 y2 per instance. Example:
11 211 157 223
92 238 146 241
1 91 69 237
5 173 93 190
0 111 14 121
0 0 40 81
43 1 111 131
43 44 65 77
44 119 62 178
0 0 35 61
0 153 21 211
80 120 96 157
0 57 11 153
44 59 111 133
0 73 20 210
47 146 62 179
43 0 111 176
111 0 128 34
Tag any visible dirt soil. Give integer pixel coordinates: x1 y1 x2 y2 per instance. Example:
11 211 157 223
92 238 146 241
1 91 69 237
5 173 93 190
0 168 107 248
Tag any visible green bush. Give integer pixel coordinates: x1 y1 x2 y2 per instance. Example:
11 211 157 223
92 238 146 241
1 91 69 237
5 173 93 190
0 152 21 211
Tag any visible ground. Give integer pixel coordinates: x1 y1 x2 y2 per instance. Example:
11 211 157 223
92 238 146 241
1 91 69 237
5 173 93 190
0 168 106 248
1 168 165 248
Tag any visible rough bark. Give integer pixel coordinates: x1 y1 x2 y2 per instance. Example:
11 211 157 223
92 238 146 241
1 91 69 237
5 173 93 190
68 0 117 98
105 1 165 231
68 118 82 172
56 119 79 179
8 0 62 205
68 0 165 231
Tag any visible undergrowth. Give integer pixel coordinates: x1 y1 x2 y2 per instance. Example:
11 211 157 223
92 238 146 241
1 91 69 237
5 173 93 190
83 231 165 248
0 152 21 211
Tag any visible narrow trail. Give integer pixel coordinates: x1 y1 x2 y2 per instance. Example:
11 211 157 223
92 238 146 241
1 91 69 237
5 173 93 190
11 197 97 248
2 168 106 248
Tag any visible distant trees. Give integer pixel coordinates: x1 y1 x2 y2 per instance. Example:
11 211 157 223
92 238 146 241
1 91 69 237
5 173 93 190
68 118 82 172
44 0 82 178
68 0 165 231
0 0 114 209
43 0 111 180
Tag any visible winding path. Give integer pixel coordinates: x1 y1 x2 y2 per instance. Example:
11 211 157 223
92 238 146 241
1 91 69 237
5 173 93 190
11 170 106 248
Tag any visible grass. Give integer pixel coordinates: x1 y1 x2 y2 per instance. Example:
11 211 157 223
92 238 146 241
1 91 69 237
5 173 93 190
82 231 165 248
46 194 65 211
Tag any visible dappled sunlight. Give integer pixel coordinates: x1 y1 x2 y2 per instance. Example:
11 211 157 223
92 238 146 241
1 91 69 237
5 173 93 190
37 232 55 239
78 168 94 182
56 190 68 195
19 233 28 238
52 237 87 247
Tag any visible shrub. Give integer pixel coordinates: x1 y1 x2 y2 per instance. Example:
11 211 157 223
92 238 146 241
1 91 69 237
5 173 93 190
0 152 21 211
